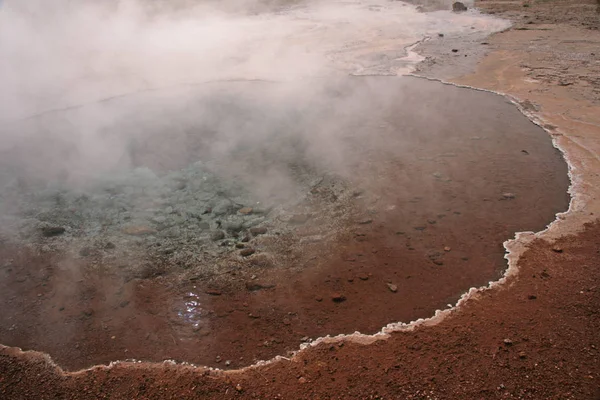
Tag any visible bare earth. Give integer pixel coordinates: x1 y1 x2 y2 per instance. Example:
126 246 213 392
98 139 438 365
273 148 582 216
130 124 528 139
1 1 600 399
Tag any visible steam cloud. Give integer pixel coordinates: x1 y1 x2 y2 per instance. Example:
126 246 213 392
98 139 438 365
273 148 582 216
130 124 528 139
0 0 509 236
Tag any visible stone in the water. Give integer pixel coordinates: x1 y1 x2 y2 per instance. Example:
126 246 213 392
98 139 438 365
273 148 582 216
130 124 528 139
250 227 268 236
121 226 157 236
41 226 66 237
240 248 255 257
289 214 310 224
211 231 225 241
245 281 275 291
452 2 467 12
331 293 346 302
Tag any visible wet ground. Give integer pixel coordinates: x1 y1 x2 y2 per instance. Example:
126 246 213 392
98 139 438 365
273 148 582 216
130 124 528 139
0 76 569 370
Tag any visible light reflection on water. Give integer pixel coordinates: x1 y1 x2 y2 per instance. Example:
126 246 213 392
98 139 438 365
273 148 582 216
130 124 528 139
177 292 204 328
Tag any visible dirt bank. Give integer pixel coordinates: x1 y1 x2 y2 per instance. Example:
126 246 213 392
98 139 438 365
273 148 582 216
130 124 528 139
1 0 599 398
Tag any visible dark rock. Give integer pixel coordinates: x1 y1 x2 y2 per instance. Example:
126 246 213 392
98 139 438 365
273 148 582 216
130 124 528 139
250 227 268 236
211 231 225 241
289 214 310 224
451 49 459 53
235 243 245 249
438 33 444 37
205 289 222 296
41 226 66 237
245 281 275 291
122 226 157 236
104 242 116 249
240 248 255 257
358 273 369 281
528 295 537 300
452 2 467 12
331 293 346 303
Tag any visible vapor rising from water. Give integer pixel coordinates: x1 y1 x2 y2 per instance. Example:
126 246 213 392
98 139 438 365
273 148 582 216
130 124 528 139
0 0 509 234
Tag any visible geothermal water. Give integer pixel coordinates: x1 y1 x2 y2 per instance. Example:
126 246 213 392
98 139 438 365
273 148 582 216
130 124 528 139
0 0 568 371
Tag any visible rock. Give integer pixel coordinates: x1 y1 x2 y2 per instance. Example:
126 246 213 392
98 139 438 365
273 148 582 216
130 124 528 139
452 2 467 12
503 338 513 345
358 273 369 281
433 260 444 266
528 294 537 300
240 248 255 257
152 216 167 224
427 219 437 225
104 242 116 249
315 296 323 302
122 226 157 236
444 246 451 252
414 226 426 231
79 247 92 257
235 243 245 249
250 227 268 236
502 192 516 200
205 289 222 296
331 293 346 303
245 281 275 291
552 246 563 253
438 33 444 37
387 283 398 293
225 360 231 366
235 384 243 392
211 231 225 241
238 207 253 215
224 221 243 234
41 226 66 237
298 377 307 384
451 49 459 53
357 218 373 225
212 200 233 216
289 214 310 224
519 351 527 359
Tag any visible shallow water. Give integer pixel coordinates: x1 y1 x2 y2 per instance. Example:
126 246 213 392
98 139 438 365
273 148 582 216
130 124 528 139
0 76 570 370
